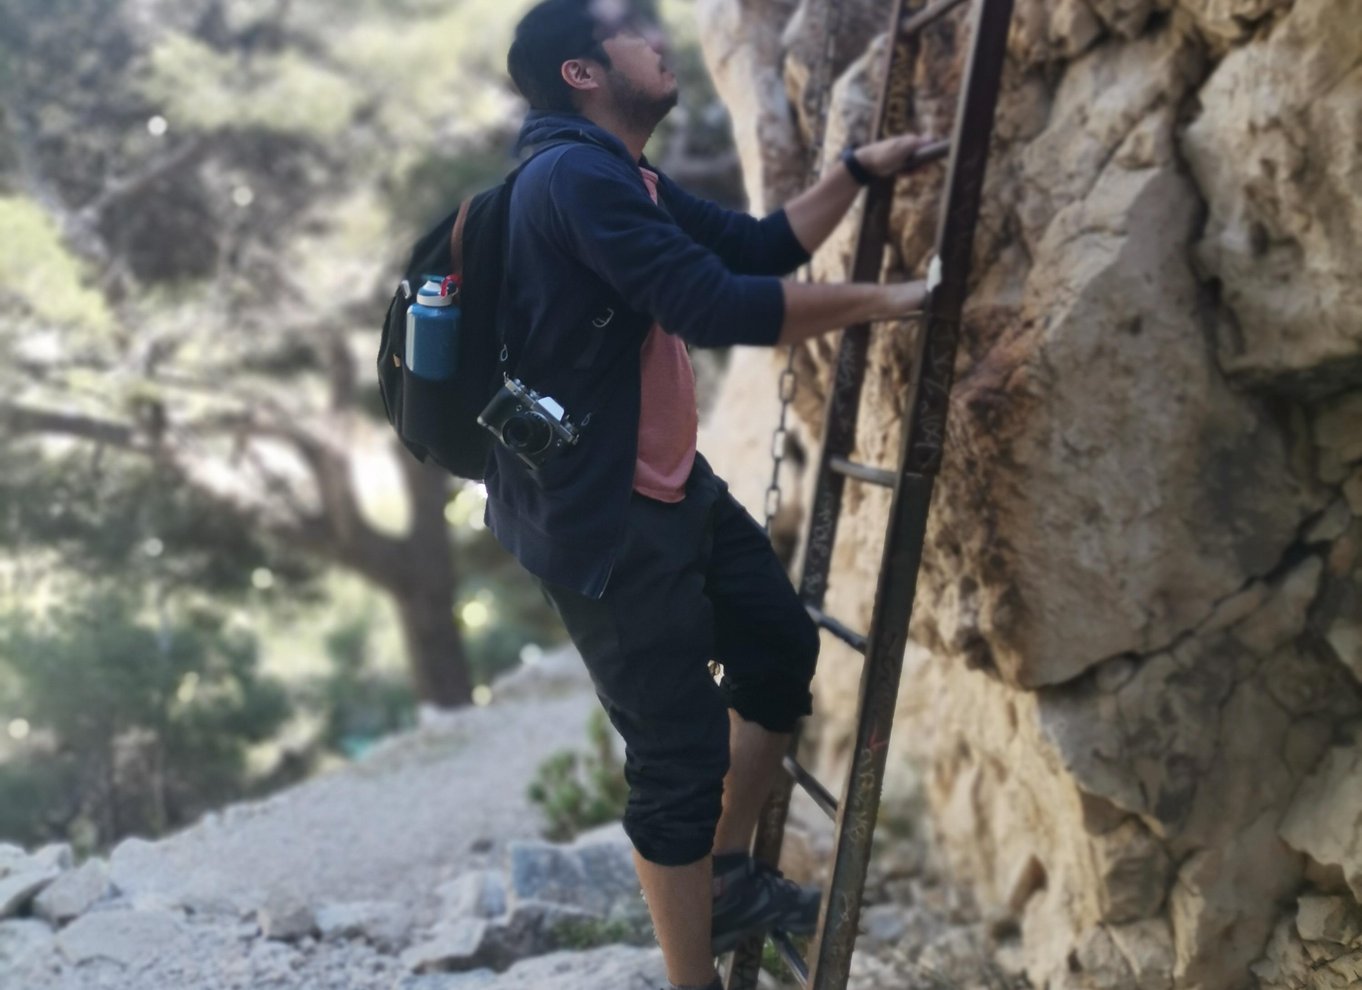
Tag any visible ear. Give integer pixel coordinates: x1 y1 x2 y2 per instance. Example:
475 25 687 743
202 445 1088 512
560 58 600 94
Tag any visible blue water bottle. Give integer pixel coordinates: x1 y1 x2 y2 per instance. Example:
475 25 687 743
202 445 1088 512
405 276 460 380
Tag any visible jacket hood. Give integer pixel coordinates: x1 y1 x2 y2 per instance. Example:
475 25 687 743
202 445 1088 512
514 111 637 165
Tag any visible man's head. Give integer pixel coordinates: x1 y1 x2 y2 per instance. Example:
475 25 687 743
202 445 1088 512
507 0 678 131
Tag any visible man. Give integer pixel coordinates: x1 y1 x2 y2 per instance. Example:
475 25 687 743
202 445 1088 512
495 2 929 987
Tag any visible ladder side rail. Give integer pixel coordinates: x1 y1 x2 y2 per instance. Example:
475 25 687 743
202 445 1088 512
728 3 927 987
805 3 1014 988
796 0 923 610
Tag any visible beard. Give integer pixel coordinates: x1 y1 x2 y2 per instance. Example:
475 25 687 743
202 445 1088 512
604 69 679 134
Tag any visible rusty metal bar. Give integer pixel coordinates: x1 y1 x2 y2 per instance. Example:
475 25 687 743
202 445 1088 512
805 604 869 654
805 1 1015 988
901 138 952 171
783 755 839 820
828 456 895 488
728 3 926 987
771 930 811 986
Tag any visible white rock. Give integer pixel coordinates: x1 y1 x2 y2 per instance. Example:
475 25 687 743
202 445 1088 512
0 917 55 968
1107 917 1175 989
55 907 186 967
0 862 61 919
33 857 112 925
402 917 490 974
257 890 316 941
439 871 507 921
399 945 666 989
1295 893 1362 946
860 902 908 943
507 831 643 921
30 844 74 873
0 844 27 875
1182 0 1362 396
315 899 409 950
1280 735 1362 901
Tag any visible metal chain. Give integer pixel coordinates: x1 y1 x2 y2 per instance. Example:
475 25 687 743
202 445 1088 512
764 0 849 534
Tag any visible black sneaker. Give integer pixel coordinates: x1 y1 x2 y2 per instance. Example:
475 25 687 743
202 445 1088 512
710 853 821 955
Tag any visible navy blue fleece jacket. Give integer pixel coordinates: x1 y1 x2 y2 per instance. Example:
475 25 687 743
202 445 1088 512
485 111 810 597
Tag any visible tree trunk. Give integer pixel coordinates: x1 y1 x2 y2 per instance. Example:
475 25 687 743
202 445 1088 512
393 579 473 708
385 450 474 709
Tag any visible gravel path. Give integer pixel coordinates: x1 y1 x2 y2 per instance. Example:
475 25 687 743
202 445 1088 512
0 650 651 990
0 646 1026 990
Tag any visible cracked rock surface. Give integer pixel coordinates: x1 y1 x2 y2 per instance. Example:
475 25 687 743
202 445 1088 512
698 0 1362 987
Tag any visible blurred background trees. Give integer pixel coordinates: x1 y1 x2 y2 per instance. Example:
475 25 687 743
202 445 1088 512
0 0 743 853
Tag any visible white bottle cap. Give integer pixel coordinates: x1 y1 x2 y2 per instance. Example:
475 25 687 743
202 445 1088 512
416 278 453 308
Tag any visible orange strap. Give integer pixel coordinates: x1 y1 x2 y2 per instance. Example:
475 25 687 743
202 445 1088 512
449 197 473 279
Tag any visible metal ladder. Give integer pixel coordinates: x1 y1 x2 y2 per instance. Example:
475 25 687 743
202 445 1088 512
724 0 1015 987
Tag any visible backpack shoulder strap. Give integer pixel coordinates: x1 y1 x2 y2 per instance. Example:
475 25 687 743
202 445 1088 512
449 196 474 281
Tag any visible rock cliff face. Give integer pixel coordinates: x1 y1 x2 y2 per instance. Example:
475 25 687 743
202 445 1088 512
695 1 1362 986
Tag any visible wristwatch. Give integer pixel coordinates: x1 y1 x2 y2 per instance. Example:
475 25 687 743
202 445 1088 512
841 146 875 186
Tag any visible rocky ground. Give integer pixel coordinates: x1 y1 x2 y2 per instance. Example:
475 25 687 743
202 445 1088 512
0 645 1031 990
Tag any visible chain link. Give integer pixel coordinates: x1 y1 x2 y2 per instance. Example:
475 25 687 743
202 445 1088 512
763 3 846 535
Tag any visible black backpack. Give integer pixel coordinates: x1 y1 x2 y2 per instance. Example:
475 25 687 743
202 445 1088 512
376 144 569 480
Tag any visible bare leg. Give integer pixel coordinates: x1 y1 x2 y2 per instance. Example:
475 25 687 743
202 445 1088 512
712 710 791 857
633 851 718 987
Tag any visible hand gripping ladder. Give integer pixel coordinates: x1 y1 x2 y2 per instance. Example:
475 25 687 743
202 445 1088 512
724 1 1015 987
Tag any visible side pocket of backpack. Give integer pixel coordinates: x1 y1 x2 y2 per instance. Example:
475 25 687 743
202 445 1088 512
377 281 431 464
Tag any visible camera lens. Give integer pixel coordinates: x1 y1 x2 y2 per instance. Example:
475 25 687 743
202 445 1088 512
503 412 552 455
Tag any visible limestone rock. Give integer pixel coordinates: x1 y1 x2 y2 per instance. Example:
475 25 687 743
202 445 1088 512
781 0 888 139
506 826 644 922
257 890 317 941
1108 918 1175 990
977 155 1313 687
1090 819 1171 923
397 944 665 990
1295 893 1362 946
1176 0 1292 48
438 870 507 921
0 917 55 970
695 0 805 211
402 918 491 974
1280 731 1362 901
1254 898 1362 989
55 907 187 967
29 843 74 872
860 902 909 943
695 2 1362 989
33 857 112 925
0 858 62 919
1011 0 1104 66
1182 0 1362 397
315 899 410 951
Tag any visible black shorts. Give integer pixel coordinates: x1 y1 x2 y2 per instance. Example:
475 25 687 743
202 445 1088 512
538 453 819 865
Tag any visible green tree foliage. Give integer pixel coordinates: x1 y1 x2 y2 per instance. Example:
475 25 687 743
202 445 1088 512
0 588 290 851
0 0 741 847
301 616 417 760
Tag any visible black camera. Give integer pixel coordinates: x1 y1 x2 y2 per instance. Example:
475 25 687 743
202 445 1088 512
478 377 581 469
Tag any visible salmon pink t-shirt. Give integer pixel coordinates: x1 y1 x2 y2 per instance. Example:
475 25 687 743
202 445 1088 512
632 167 698 502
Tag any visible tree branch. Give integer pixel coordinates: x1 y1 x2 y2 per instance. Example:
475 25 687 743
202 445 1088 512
0 401 138 449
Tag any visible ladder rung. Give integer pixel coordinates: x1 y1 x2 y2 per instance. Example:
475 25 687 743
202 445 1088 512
829 456 896 488
783 755 838 820
902 0 971 35
902 138 952 172
806 604 868 654
770 930 810 987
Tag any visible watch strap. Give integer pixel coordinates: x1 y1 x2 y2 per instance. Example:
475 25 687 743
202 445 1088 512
841 146 875 186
